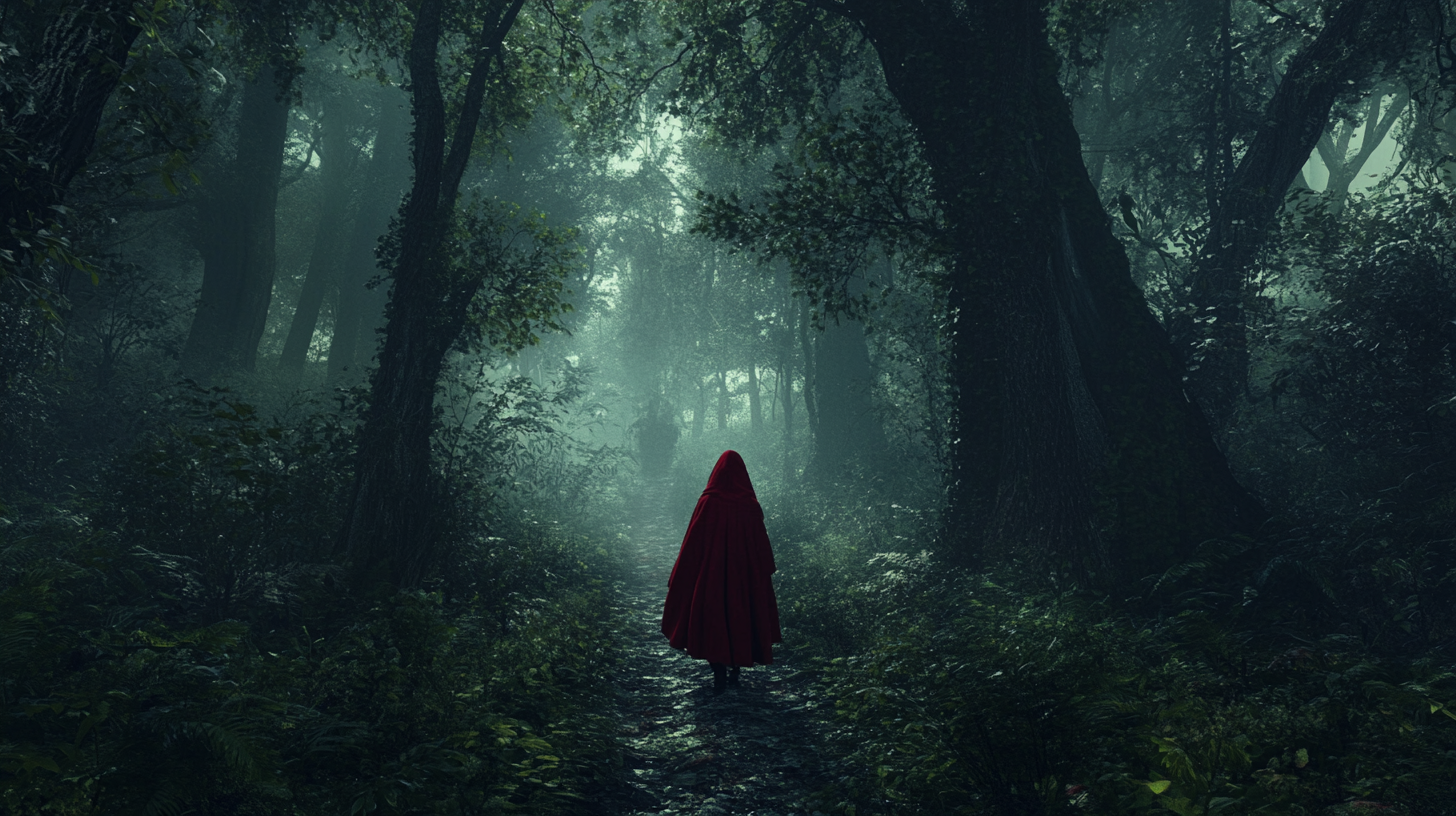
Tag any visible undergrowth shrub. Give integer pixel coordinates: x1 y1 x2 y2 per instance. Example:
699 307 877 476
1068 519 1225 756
776 529 1456 816
820 579 1133 815
253 589 619 816
0 514 282 815
91 384 355 624
2 380 626 815
1 507 621 816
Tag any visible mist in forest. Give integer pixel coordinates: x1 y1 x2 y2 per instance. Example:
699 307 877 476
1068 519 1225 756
4 1 1456 814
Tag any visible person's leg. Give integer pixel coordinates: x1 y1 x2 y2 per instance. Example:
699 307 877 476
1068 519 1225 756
728 666 740 687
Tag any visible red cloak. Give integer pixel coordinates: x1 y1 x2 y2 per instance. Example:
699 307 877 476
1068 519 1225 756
660 450 782 666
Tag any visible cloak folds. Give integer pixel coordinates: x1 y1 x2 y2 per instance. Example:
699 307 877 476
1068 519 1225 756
661 450 782 666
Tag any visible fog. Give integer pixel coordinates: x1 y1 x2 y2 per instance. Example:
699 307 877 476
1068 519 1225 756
4 2 1455 814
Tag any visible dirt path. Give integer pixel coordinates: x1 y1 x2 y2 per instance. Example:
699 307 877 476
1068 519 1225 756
606 477 830 816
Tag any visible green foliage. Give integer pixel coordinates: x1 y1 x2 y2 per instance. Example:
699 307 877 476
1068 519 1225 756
822 580 1131 816
1252 186 1456 513
774 513 1456 816
0 502 622 816
2 370 625 814
254 588 619 816
435 356 630 542
693 100 943 313
92 384 356 621
635 0 865 148
0 516 282 815
452 197 584 356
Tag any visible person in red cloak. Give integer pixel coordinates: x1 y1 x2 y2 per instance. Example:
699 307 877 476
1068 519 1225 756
661 450 782 694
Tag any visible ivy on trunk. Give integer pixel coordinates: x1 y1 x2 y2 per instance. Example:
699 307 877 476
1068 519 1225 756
338 0 528 589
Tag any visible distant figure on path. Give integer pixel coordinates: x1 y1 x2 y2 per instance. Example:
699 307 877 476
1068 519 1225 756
661 450 782 694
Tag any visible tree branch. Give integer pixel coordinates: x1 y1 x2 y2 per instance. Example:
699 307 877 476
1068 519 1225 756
440 0 528 209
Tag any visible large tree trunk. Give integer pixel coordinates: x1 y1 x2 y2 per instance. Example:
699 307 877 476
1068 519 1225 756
279 91 362 381
0 2 140 257
0 2 141 400
846 0 1261 581
182 65 291 378
339 0 526 589
1178 0 1415 428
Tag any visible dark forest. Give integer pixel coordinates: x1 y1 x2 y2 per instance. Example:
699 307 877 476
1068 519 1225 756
3 0 1456 814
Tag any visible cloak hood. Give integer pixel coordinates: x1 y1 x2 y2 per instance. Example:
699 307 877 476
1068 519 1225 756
660 451 782 666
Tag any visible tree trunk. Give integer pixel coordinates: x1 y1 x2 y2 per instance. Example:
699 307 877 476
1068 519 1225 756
279 92 362 381
0 2 141 398
1315 85 1408 216
1178 0 1414 428
0 1 140 257
777 269 796 483
328 102 409 383
692 375 707 438
778 330 795 483
339 0 527 589
846 0 1262 580
808 313 884 484
748 363 763 431
798 296 819 456
716 369 729 430
182 65 291 378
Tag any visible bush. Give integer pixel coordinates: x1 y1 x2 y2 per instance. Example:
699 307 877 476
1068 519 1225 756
0 505 623 816
779 544 1456 816
0 373 626 815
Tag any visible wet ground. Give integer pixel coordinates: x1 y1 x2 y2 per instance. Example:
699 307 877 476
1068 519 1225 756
605 478 830 816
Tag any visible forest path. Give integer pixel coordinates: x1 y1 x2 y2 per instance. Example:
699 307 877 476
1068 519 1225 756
606 476 830 816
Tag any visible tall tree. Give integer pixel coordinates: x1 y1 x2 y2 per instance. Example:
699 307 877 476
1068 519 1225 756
327 95 409 382
279 86 363 380
0 1 143 265
1315 85 1410 216
0 0 146 405
1177 0 1423 427
809 311 885 484
850 0 1267 578
673 0 1262 580
181 64 293 377
339 0 584 588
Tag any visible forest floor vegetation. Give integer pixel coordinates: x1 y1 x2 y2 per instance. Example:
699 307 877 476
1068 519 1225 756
4 384 1456 816
0 387 626 816
766 494 1456 816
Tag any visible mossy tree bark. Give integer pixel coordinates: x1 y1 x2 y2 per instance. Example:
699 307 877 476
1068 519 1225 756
338 0 526 589
0 1 141 260
0 1 142 390
843 0 1262 581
